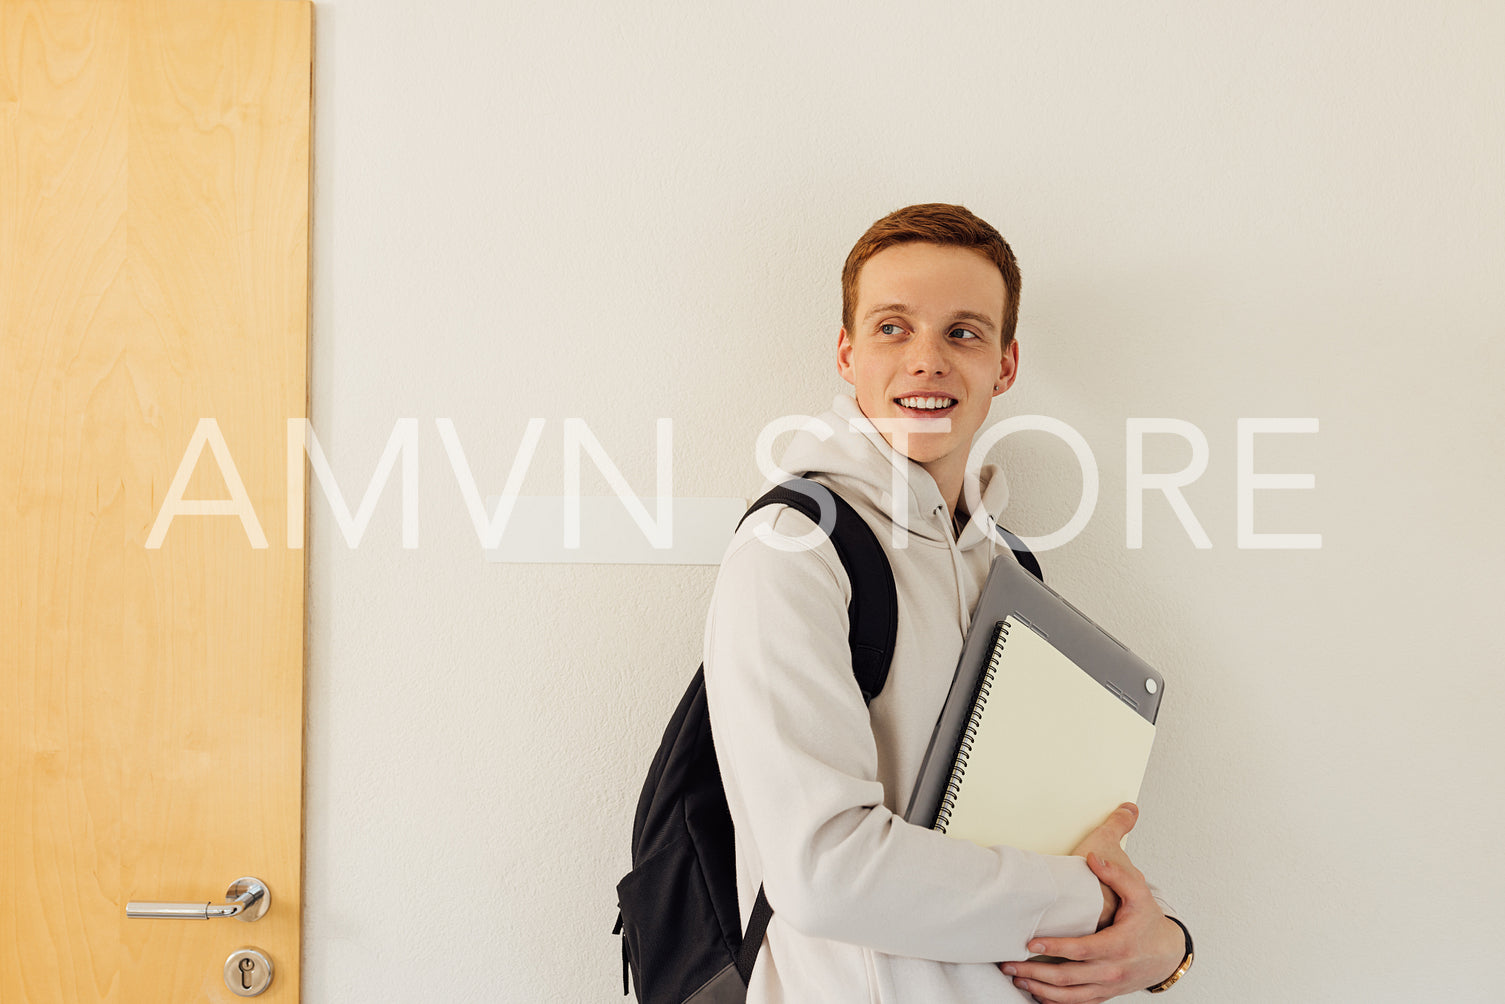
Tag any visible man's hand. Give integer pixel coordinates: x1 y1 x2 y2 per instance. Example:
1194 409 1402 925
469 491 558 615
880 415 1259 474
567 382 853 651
997 805 1186 1003
1069 802 1138 928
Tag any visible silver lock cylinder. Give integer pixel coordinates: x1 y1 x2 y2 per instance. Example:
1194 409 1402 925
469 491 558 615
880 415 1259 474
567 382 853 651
224 948 273 997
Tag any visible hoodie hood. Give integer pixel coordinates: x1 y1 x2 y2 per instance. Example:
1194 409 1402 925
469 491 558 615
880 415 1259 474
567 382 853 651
771 394 1013 552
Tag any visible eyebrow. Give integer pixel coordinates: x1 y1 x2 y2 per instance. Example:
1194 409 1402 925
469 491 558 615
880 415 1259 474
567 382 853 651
862 302 999 334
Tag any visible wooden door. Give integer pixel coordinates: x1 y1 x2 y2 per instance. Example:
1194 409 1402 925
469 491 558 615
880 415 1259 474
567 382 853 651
1 1 312 1001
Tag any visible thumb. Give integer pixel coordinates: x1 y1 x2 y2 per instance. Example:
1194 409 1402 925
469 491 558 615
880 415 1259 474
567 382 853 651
1088 851 1148 904
1101 802 1139 841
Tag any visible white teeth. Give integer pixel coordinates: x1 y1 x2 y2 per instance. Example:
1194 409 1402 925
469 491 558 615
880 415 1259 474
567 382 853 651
898 396 956 410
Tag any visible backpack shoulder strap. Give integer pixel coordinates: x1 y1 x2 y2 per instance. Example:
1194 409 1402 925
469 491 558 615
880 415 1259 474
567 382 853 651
737 478 898 703
734 886 772 984
731 478 896 987
990 522 1044 583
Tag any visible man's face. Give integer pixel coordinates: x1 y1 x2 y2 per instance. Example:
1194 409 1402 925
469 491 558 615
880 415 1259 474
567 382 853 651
837 242 1018 490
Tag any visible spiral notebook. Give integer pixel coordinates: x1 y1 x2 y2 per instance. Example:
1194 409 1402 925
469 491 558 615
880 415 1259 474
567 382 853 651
904 555 1164 855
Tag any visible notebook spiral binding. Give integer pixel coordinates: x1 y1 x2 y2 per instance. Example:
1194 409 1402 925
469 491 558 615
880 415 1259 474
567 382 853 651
934 620 1010 834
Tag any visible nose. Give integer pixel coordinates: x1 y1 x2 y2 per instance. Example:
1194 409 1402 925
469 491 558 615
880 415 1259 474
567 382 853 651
904 327 951 375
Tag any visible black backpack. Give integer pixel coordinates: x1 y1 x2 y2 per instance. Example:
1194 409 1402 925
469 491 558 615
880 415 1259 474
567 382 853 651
612 478 1043 1003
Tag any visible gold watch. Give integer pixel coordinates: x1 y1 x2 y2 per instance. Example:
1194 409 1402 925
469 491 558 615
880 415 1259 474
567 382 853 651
1146 916 1193 993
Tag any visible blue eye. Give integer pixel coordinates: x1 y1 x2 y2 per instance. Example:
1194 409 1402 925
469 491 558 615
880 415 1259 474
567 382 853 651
876 322 979 339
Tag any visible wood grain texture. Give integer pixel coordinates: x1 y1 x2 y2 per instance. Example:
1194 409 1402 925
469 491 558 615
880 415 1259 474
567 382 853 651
1 2 311 1001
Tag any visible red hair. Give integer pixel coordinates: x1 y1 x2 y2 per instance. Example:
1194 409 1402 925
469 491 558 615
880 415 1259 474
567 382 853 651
841 203 1022 347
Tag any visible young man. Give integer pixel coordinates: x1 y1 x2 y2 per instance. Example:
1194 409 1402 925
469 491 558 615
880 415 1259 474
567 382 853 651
702 204 1190 1003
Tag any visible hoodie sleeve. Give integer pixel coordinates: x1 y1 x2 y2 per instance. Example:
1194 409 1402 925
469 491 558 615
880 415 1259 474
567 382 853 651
703 507 1103 964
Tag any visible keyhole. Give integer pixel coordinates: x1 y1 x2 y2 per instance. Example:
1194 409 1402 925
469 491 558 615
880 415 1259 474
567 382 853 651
239 956 255 990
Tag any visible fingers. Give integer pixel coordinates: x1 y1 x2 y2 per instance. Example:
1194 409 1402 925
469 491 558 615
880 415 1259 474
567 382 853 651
1086 851 1148 905
1002 959 1115 987
1002 954 1126 1004
1026 928 1110 962
1011 976 1110 1004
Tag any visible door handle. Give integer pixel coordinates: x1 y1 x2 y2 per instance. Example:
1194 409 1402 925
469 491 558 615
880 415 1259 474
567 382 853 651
126 876 270 921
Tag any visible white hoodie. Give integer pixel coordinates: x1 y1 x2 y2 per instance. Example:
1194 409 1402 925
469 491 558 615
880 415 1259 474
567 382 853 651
703 394 1106 1004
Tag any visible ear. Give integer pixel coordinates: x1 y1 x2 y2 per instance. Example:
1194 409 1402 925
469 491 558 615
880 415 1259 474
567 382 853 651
993 338 1019 396
836 327 857 387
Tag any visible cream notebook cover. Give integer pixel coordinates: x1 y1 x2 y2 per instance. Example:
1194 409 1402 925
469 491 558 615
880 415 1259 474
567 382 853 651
936 615 1157 854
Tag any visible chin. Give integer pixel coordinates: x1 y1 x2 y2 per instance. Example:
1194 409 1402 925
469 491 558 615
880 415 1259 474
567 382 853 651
897 440 951 465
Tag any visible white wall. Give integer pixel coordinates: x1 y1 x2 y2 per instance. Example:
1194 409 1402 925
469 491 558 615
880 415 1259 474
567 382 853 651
301 2 1505 1000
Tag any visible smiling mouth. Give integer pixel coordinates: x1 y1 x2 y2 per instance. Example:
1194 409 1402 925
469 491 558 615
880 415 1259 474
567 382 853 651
894 395 958 417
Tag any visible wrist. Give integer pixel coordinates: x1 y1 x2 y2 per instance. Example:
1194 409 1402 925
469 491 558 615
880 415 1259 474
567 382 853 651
1146 916 1193 993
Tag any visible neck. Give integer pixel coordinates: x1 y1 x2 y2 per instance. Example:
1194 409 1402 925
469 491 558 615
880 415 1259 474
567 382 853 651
920 457 965 524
